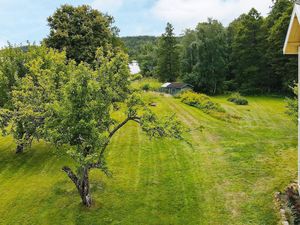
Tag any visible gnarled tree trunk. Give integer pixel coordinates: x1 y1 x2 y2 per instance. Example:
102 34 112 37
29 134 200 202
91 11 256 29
16 143 24 154
62 166 92 207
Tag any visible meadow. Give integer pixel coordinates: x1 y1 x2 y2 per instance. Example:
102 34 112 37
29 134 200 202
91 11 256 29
0 92 297 225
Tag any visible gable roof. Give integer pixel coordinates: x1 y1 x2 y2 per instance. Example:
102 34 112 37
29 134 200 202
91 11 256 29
161 82 193 89
283 1 300 54
162 82 172 87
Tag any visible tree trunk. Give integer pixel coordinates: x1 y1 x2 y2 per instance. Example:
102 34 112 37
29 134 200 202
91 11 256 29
16 143 24 154
62 166 92 207
79 167 92 207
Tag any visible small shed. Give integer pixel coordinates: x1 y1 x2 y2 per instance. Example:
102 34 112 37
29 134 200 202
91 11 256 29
160 82 193 95
283 0 300 192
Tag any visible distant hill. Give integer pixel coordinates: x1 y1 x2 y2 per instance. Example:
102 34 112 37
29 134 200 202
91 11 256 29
121 36 158 59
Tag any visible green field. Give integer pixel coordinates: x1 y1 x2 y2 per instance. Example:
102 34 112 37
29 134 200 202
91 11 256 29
0 93 297 225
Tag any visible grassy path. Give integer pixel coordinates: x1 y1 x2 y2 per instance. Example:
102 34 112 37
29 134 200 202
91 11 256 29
0 94 297 224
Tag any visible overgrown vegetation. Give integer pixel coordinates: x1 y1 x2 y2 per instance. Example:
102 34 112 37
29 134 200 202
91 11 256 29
275 183 300 224
131 78 162 92
178 91 225 113
228 93 249 105
176 91 240 121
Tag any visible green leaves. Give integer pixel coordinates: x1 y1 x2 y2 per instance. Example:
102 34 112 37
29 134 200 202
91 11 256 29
44 5 117 65
140 111 185 140
180 19 227 94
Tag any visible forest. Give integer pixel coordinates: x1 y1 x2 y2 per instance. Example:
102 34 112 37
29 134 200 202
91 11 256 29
122 0 298 95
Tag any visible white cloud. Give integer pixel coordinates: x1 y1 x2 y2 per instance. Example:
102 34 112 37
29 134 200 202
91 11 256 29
152 0 272 33
91 0 124 13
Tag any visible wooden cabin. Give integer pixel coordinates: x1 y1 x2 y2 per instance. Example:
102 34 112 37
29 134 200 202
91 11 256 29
160 82 193 95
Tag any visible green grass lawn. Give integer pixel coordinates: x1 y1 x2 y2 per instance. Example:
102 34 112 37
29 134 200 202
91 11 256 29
0 93 297 225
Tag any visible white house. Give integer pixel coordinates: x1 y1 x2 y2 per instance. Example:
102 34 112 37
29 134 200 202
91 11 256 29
129 60 141 75
283 0 300 191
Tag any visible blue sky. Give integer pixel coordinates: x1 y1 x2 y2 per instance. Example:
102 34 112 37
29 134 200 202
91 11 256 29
0 0 273 47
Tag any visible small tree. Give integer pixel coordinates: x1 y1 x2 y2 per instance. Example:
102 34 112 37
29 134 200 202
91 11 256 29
157 23 180 82
44 46 185 207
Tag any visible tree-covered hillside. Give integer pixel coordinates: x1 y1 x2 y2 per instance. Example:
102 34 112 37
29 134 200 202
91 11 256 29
121 36 158 59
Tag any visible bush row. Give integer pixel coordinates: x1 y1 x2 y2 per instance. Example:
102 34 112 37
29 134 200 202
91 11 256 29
178 91 225 113
227 93 249 105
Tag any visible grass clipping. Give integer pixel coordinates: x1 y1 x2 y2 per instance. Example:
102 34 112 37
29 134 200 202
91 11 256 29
177 91 240 121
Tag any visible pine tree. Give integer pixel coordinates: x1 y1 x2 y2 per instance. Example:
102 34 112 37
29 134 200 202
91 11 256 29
229 8 266 94
157 23 180 82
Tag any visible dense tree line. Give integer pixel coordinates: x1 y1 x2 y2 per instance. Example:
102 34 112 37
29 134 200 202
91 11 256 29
129 0 297 95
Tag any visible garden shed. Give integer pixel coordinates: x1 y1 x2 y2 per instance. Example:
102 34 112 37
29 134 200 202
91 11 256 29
160 82 193 95
283 0 300 191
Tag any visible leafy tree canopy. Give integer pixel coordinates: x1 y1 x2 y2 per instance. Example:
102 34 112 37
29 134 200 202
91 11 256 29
44 4 118 65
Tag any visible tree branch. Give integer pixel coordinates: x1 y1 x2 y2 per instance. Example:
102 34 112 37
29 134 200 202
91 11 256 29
99 116 141 158
62 166 80 187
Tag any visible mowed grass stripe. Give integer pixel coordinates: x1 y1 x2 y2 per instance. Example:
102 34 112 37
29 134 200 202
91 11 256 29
0 95 297 225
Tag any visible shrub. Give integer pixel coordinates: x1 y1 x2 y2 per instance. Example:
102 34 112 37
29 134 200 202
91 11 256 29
228 92 248 105
179 91 225 113
130 73 143 81
142 83 150 91
286 84 298 123
131 78 162 92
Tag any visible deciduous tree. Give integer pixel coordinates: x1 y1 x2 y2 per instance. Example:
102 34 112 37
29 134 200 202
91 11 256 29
44 5 117 65
180 19 227 94
44 45 185 207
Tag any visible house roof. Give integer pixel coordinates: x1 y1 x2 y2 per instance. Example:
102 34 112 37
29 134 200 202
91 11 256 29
161 82 193 89
283 1 300 54
161 82 171 87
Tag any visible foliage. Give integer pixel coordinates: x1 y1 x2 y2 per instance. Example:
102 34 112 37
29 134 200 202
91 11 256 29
1 44 183 207
131 78 162 92
121 36 158 59
0 45 70 153
122 1 297 95
227 92 249 105
157 23 180 82
178 91 225 113
227 8 267 94
130 73 143 81
44 4 118 65
136 42 158 77
142 83 150 91
264 0 297 93
226 1 297 94
0 44 28 108
180 19 227 94
286 84 298 122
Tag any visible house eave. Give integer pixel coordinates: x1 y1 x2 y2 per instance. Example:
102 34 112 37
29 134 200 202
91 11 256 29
283 4 300 55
